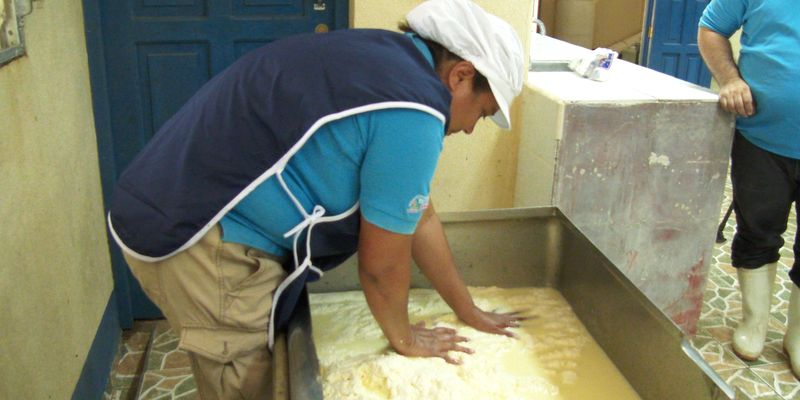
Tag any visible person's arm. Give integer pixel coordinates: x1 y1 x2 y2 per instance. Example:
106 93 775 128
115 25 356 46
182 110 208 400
697 26 755 117
411 200 523 337
357 214 472 365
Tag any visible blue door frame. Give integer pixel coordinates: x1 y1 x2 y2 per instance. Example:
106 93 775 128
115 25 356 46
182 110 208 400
83 0 350 329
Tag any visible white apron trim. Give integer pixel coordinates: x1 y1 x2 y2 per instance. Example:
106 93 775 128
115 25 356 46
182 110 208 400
108 101 445 263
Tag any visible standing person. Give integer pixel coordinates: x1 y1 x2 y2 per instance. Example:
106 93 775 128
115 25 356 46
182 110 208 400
698 0 800 378
107 0 526 398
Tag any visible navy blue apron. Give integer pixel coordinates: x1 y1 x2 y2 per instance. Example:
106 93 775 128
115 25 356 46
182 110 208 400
108 29 452 347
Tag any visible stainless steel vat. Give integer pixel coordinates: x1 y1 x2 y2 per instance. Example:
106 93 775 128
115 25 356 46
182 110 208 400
286 207 750 400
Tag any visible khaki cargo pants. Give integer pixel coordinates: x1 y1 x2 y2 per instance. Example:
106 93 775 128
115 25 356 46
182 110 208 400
123 225 288 400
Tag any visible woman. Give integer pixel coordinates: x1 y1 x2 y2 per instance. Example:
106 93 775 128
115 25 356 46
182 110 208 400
108 0 526 398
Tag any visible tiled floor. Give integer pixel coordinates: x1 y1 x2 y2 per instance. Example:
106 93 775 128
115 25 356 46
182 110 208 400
690 175 799 400
104 321 195 400
104 173 798 400
103 320 155 400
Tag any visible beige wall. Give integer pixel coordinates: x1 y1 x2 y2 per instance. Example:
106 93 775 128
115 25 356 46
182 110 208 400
352 0 534 212
0 1 113 399
539 0 644 50
592 0 644 48
538 0 556 37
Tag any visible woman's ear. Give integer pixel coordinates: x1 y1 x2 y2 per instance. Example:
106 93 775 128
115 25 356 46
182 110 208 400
446 61 476 91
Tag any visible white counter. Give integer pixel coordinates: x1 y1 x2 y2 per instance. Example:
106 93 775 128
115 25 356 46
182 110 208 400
528 35 719 102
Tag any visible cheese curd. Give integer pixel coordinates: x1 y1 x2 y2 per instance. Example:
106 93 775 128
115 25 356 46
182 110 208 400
309 287 641 400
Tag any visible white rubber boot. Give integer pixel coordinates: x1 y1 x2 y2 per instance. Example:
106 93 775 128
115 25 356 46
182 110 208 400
733 262 778 360
784 282 800 379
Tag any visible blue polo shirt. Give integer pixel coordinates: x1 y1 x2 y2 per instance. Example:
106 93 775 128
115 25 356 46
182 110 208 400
699 0 800 159
219 108 445 257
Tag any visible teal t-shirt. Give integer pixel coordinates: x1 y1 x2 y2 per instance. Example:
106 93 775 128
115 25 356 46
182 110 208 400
699 0 800 159
219 108 445 257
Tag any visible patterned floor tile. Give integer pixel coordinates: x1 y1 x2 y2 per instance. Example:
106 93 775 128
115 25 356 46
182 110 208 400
690 328 746 372
105 320 157 400
113 330 153 387
105 388 135 400
137 320 197 399
716 368 785 400
752 363 800 399
146 321 191 372
700 315 737 345
138 368 196 400
702 285 740 319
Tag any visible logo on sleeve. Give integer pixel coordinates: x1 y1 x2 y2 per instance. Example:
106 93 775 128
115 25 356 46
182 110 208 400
407 195 429 214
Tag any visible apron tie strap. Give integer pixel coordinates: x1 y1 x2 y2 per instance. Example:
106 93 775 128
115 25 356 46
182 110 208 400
283 205 326 238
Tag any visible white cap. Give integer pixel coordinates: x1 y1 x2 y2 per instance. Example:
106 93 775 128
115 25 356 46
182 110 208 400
407 0 525 130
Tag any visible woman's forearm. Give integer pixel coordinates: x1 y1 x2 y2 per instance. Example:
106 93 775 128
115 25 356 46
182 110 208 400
357 215 415 352
411 202 477 318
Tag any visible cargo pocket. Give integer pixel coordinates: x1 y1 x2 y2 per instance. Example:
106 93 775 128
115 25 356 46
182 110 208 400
219 244 288 330
180 326 269 364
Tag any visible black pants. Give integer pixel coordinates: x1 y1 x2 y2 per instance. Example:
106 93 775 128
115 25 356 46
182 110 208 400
730 130 800 285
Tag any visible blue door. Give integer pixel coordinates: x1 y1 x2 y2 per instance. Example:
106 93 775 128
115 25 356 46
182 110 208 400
642 0 712 87
86 0 348 327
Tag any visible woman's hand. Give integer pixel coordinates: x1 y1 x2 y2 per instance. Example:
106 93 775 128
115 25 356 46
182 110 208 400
458 306 530 338
394 321 474 365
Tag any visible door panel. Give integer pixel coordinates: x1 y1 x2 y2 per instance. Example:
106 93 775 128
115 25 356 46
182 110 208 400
234 40 274 58
234 0 304 16
643 0 712 87
138 43 211 138
133 0 206 17
95 0 347 323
